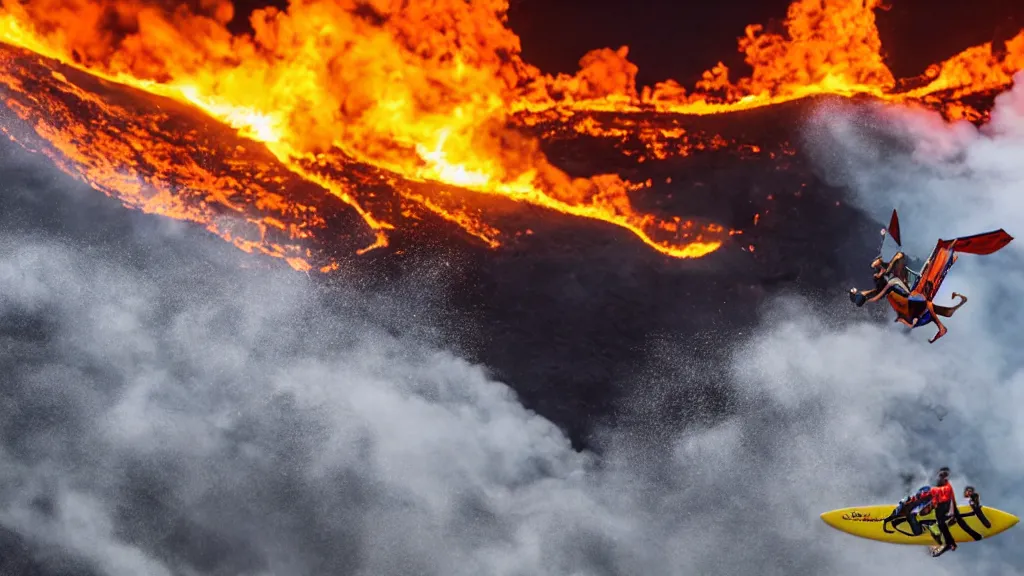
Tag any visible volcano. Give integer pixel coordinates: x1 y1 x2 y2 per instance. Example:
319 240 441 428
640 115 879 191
1 0 1022 274
0 38 977 450
1 0 1023 445
2 2 1024 575
0 27 878 445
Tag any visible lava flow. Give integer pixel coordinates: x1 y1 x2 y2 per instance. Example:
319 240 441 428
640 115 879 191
0 0 1022 272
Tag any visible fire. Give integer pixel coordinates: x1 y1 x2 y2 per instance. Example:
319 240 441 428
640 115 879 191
0 0 1022 271
521 0 1023 117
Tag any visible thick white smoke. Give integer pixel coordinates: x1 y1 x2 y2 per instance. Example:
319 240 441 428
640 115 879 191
1 76 1023 575
756 72 1024 571
0 231 626 575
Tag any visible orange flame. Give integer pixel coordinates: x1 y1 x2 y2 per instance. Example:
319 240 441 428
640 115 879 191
0 0 1022 271
521 0 1023 116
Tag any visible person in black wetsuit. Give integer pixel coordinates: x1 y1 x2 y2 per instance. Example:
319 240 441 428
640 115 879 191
929 468 957 556
929 467 984 557
887 485 940 542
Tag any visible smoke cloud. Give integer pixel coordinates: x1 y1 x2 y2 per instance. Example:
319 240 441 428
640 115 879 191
2 78 1024 575
766 73 1024 571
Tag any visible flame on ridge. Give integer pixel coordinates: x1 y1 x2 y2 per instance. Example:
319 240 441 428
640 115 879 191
0 0 1021 271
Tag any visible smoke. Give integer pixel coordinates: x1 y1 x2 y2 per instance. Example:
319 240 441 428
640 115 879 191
606 74 1024 574
759 74 1024 571
0 193 616 574
3 80 1024 575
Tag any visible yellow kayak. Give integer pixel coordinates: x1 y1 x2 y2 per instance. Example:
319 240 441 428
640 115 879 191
820 504 1019 545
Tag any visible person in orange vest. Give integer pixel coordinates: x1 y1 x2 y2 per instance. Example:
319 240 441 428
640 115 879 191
928 467 958 556
927 467 984 556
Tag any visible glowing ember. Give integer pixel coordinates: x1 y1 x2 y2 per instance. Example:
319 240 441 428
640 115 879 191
0 0 1021 271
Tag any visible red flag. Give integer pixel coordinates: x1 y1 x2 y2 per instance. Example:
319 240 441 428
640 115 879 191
887 209 902 246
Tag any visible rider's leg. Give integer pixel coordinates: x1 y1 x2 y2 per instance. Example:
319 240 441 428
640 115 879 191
907 513 924 536
952 508 983 541
927 302 948 343
933 501 957 553
934 293 968 318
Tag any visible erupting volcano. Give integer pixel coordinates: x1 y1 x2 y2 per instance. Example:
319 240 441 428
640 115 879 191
0 0 1022 272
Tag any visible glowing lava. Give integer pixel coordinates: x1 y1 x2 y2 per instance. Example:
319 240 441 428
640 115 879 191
0 0 1021 271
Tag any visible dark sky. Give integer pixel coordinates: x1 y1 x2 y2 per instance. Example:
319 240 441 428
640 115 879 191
231 0 1024 88
505 0 1024 86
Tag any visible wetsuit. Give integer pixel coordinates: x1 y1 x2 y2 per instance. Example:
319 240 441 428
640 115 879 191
966 489 990 528
930 483 957 549
890 487 936 538
952 491 984 541
929 479 983 545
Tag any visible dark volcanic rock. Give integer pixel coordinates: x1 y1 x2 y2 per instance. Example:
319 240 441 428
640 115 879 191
1 111 881 453
0 42 889 451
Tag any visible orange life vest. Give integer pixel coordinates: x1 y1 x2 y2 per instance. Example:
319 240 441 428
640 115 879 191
930 483 954 504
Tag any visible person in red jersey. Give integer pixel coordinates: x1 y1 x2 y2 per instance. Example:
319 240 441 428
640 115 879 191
890 468 985 556
928 468 958 556
927 467 983 556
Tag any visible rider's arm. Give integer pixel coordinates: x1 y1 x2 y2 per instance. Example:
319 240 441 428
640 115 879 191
901 492 923 507
883 252 904 276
